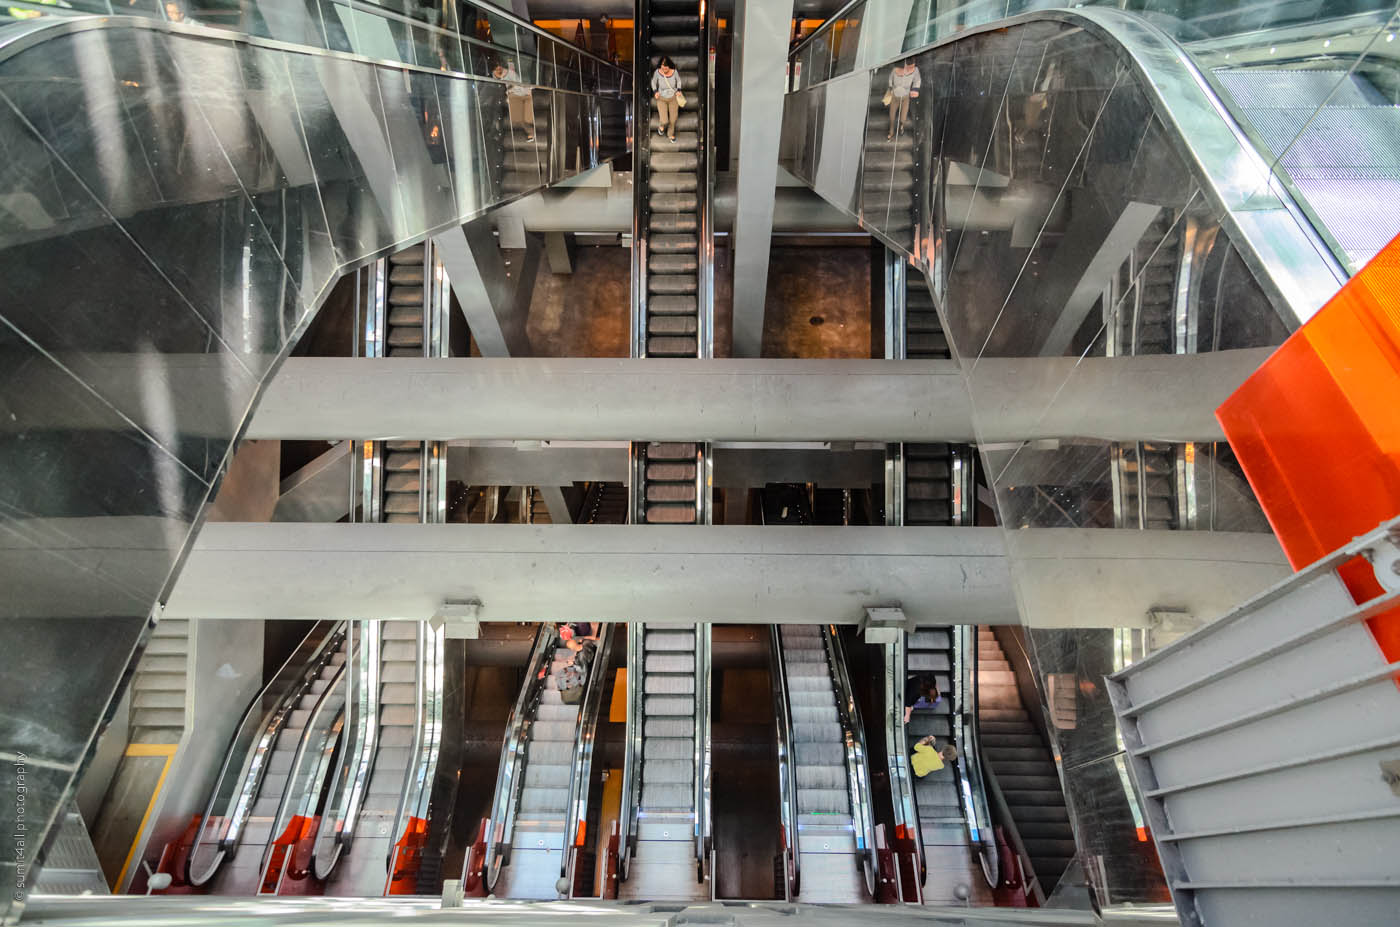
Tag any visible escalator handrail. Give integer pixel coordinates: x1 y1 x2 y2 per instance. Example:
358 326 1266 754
312 621 382 880
885 633 925 890
615 621 646 881
256 658 349 883
384 622 445 885
561 624 616 880
785 6 1345 325
823 626 879 899
186 620 346 886
981 753 1048 905
767 626 801 899
953 625 999 888
695 0 716 359
478 623 556 891
693 624 712 868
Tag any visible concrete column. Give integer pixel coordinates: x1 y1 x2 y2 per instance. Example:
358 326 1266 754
433 216 536 357
544 231 576 274
730 0 796 357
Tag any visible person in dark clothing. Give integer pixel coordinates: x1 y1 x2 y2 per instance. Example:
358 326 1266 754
904 672 941 723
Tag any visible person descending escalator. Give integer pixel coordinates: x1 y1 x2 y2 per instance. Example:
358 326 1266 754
494 59 536 143
903 671 942 724
553 622 600 704
911 734 959 778
651 55 683 143
884 58 921 140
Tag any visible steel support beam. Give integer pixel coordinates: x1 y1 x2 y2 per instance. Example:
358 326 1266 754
729 0 796 356
247 350 1271 443
160 524 1289 629
433 216 535 357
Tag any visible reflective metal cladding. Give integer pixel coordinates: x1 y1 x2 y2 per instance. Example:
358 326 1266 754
0 5 629 918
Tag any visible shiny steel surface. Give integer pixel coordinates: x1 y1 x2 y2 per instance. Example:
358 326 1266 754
767 626 802 900
824 626 878 898
883 632 923 896
0 1 629 909
561 624 616 890
951 625 997 886
186 622 346 886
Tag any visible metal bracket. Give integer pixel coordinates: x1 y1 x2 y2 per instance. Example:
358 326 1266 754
1148 607 1197 633
861 606 911 643
433 598 482 638
1365 533 1400 593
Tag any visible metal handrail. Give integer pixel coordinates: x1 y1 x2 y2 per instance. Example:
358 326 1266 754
696 1 716 360
385 622 445 890
628 0 652 359
786 0 865 63
824 626 879 899
692 624 711 876
616 622 646 881
982 758 1047 906
187 621 346 886
312 621 381 880
561 624 617 884
767 627 801 900
953 625 999 888
477 624 555 891
257 659 349 888
884 633 925 890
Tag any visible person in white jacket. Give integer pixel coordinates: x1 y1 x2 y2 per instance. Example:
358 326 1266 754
493 59 536 142
651 55 682 142
886 59 921 140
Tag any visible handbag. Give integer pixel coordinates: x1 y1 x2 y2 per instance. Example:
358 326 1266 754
675 89 687 108
881 90 893 106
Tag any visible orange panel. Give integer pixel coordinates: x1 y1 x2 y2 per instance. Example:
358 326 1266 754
1217 234 1400 664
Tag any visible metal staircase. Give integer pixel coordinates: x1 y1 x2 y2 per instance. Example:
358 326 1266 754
129 619 190 744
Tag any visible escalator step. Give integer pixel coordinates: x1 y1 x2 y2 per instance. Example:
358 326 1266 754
647 112 699 132
796 788 849 814
390 245 425 264
643 718 694 738
643 758 693 784
653 132 700 152
385 452 421 471
643 674 695 694
649 253 699 275
383 494 419 515
650 213 698 235
645 627 695 647
646 460 696 481
384 472 420 493
646 502 698 522
651 14 699 29
646 482 697 503
644 738 692 760
389 265 425 285
641 783 692 810
650 192 700 213
651 34 698 53
652 151 699 172
644 695 693 716
387 347 421 357
794 742 844 766
795 765 846 790
387 328 424 347
648 274 698 296
388 305 423 327
647 336 699 356
388 286 425 306
651 233 698 253
384 513 419 523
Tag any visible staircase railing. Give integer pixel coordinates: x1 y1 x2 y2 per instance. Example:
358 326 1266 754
767 626 801 900
563 624 617 893
825 626 879 899
187 621 346 886
884 632 925 897
616 622 646 881
476 624 555 891
953 625 998 888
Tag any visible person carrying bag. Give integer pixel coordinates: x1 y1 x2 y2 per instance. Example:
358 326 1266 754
651 56 684 142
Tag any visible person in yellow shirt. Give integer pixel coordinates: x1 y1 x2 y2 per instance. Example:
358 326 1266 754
911 734 959 778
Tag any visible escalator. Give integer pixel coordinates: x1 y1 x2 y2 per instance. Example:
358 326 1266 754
976 628 1075 897
618 624 711 900
634 0 712 358
582 482 629 524
768 625 876 903
473 624 615 899
186 622 348 893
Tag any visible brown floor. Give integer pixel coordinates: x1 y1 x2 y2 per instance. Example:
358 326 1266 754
527 245 630 357
524 241 871 359
761 246 872 358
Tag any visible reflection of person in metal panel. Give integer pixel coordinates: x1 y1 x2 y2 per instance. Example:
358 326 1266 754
886 59 922 140
493 59 536 142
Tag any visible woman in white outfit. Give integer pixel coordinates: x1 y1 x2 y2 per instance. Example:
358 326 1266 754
494 60 536 142
651 55 681 142
887 59 921 140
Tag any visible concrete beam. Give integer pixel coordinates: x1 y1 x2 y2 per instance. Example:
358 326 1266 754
248 350 1272 443
161 523 1288 629
730 0 796 356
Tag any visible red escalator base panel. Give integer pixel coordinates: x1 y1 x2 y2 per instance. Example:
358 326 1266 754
388 815 429 895
1217 234 1400 666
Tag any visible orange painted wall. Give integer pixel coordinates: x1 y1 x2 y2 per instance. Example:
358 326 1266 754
1217 234 1400 663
